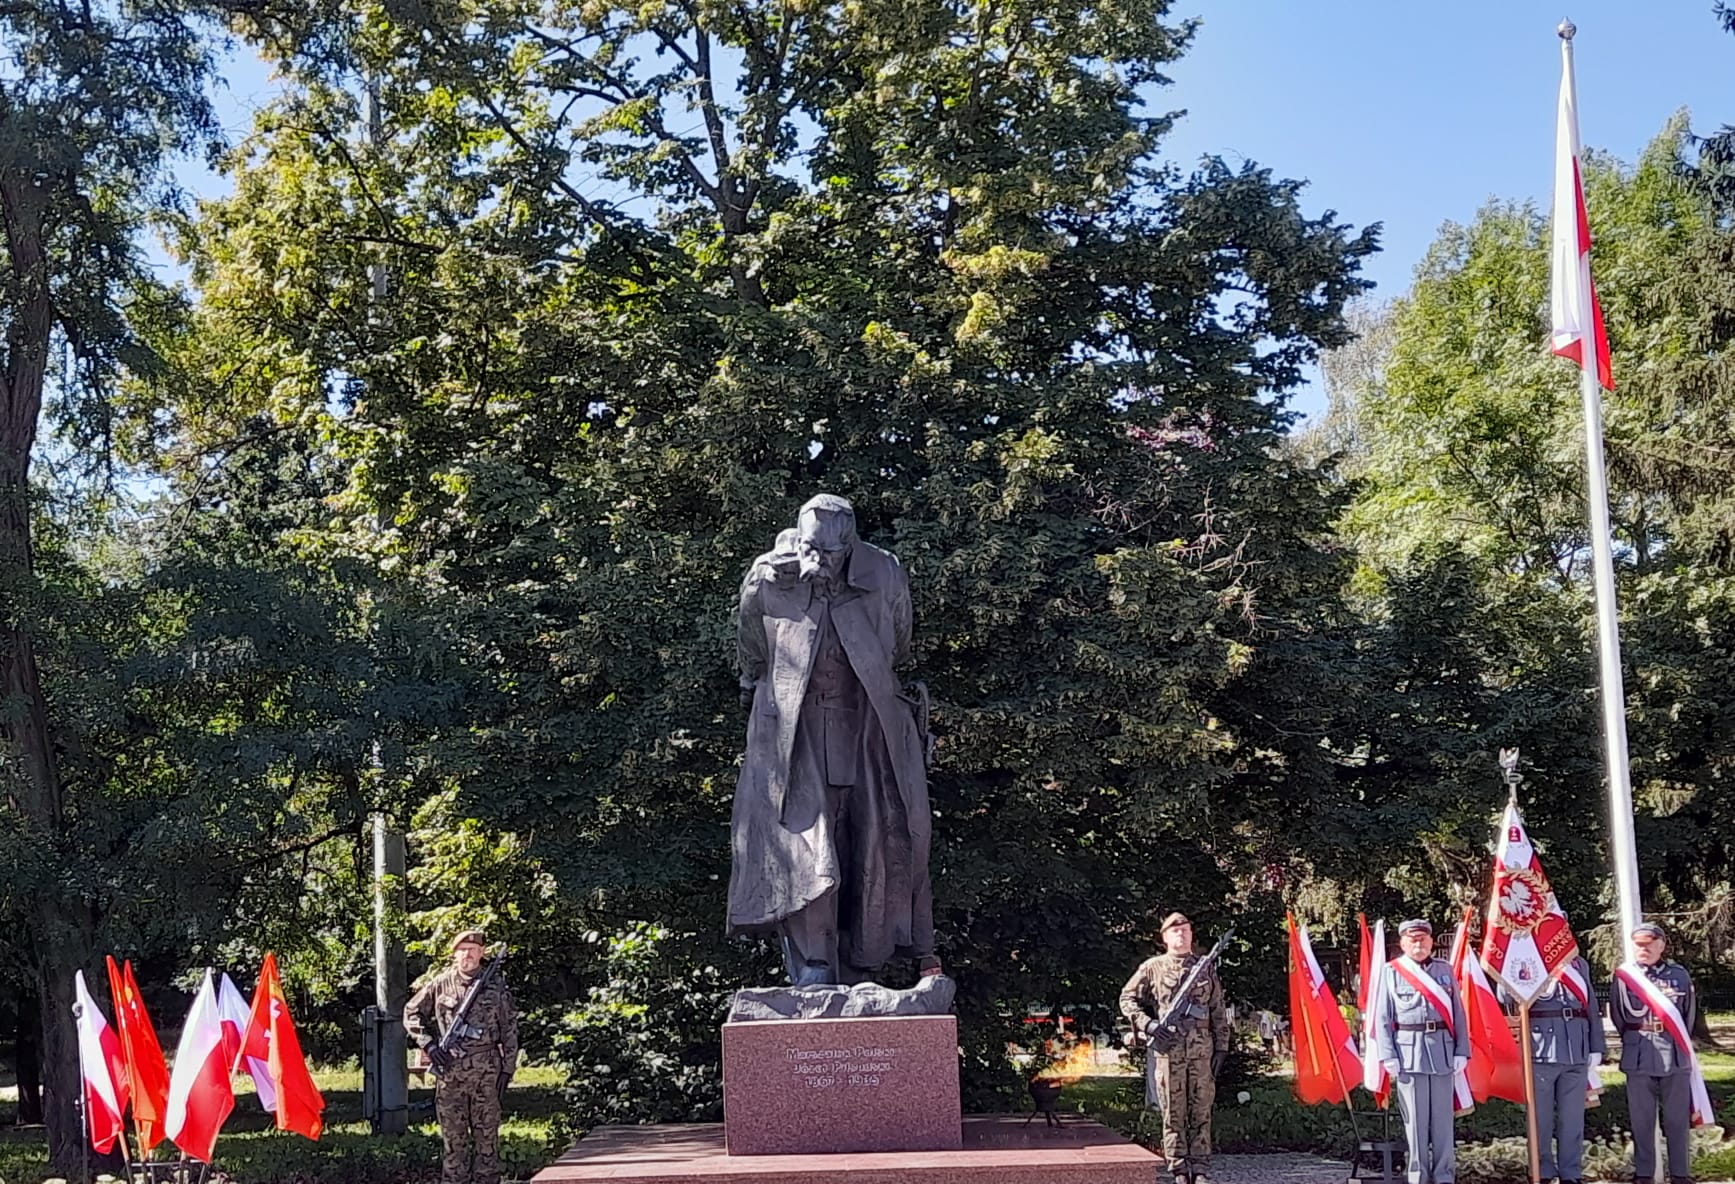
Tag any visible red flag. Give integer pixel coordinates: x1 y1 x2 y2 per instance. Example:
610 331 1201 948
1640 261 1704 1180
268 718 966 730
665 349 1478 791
1449 909 1525 1105
1286 914 1361 1105
1549 26 1614 390
1356 916 1391 1106
249 953 324 1140
73 970 128 1153
108 957 172 1152
165 971 235 1162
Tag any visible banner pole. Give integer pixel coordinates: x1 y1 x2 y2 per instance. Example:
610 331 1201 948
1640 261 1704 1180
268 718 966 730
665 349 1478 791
1519 1002 1541 1184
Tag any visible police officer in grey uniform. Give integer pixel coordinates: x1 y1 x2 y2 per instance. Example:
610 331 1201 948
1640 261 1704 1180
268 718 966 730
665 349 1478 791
1375 918 1470 1184
1499 953 1604 1184
1611 922 1697 1184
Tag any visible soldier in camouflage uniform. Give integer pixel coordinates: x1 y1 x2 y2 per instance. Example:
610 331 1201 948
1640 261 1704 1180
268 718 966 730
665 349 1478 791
405 929 520 1184
1120 913 1230 1184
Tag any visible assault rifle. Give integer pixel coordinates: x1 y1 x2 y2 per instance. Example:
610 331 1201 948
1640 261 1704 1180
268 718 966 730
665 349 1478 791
427 950 509 1078
1144 928 1235 1056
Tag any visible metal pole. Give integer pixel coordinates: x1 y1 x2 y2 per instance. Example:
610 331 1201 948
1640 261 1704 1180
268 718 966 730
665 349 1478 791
1559 21 1644 961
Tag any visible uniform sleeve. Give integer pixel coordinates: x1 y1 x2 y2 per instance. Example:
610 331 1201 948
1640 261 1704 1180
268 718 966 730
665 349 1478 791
497 980 520 1068
1609 972 1634 1030
1208 969 1229 1053
1681 969 1696 1035
1119 964 1154 1033
404 974 439 1048
1449 974 1470 1058
1375 967 1398 1065
736 562 770 690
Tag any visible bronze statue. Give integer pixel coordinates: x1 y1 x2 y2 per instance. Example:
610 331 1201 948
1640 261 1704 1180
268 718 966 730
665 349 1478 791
726 494 938 987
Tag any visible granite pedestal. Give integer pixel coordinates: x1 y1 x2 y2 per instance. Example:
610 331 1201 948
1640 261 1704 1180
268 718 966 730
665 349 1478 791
721 1013 961 1156
531 1114 1162 1183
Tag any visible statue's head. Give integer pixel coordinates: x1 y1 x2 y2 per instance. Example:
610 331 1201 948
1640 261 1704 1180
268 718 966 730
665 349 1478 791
796 494 857 585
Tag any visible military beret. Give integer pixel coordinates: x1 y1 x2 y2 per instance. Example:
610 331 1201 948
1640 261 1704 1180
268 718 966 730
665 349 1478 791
1161 912 1192 933
1632 922 1666 940
1397 918 1432 935
450 929 487 950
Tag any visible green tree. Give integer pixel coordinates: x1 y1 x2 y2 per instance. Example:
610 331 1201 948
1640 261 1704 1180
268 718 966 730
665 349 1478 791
159 0 1377 1117
1326 117 1735 958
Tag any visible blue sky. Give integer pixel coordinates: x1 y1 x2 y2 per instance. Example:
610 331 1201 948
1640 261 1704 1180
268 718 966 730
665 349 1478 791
1149 1 1733 417
191 2 1733 421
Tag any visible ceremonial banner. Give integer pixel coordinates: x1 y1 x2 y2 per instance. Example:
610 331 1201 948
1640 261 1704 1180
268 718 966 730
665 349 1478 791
1481 802 1578 1002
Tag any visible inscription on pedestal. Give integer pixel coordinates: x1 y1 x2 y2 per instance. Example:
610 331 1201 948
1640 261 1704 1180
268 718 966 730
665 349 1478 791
785 1040 902 1091
723 1014 962 1156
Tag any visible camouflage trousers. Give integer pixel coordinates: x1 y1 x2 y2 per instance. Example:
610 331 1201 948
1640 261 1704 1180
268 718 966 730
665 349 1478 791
1153 1047 1215 1176
436 1061 503 1184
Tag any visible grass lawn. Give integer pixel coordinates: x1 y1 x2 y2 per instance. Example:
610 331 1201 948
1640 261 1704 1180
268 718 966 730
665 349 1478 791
0 1064 570 1184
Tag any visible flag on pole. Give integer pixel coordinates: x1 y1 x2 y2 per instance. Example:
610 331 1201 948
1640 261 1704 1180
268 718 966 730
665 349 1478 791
248 952 325 1140
107 956 172 1153
1481 802 1578 1002
72 970 128 1154
165 970 236 1163
1286 913 1361 1105
1357 915 1392 1106
218 972 276 1110
1449 911 1526 1105
1550 23 1614 391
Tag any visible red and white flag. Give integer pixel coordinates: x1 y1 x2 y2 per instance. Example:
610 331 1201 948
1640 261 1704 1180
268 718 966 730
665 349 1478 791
1481 802 1578 1003
1550 27 1614 390
218 972 276 1110
1357 916 1391 1105
249 952 325 1140
73 970 128 1153
165 970 236 1163
1451 912 1526 1105
1286 914 1362 1105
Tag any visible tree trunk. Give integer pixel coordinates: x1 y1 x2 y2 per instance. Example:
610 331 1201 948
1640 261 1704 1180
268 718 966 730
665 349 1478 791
1 168 84 1176
15 986 42 1125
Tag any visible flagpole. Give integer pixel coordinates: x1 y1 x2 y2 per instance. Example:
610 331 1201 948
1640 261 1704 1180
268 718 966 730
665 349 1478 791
1557 18 1644 961
1517 1001 1541 1184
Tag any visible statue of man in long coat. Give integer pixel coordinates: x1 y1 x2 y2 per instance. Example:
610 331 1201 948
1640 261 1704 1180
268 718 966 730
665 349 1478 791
726 494 938 987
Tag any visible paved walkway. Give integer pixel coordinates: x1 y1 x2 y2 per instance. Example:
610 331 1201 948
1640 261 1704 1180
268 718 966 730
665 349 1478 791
1204 1154 1349 1183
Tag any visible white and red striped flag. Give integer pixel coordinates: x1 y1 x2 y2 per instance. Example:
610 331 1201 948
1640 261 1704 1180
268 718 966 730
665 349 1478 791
1357 915 1391 1106
1550 24 1614 391
165 970 236 1162
218 972 276 1110
72 970 128 1153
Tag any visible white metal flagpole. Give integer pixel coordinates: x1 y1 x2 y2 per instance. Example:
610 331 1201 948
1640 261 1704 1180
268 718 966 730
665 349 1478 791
1553 20 1643 959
